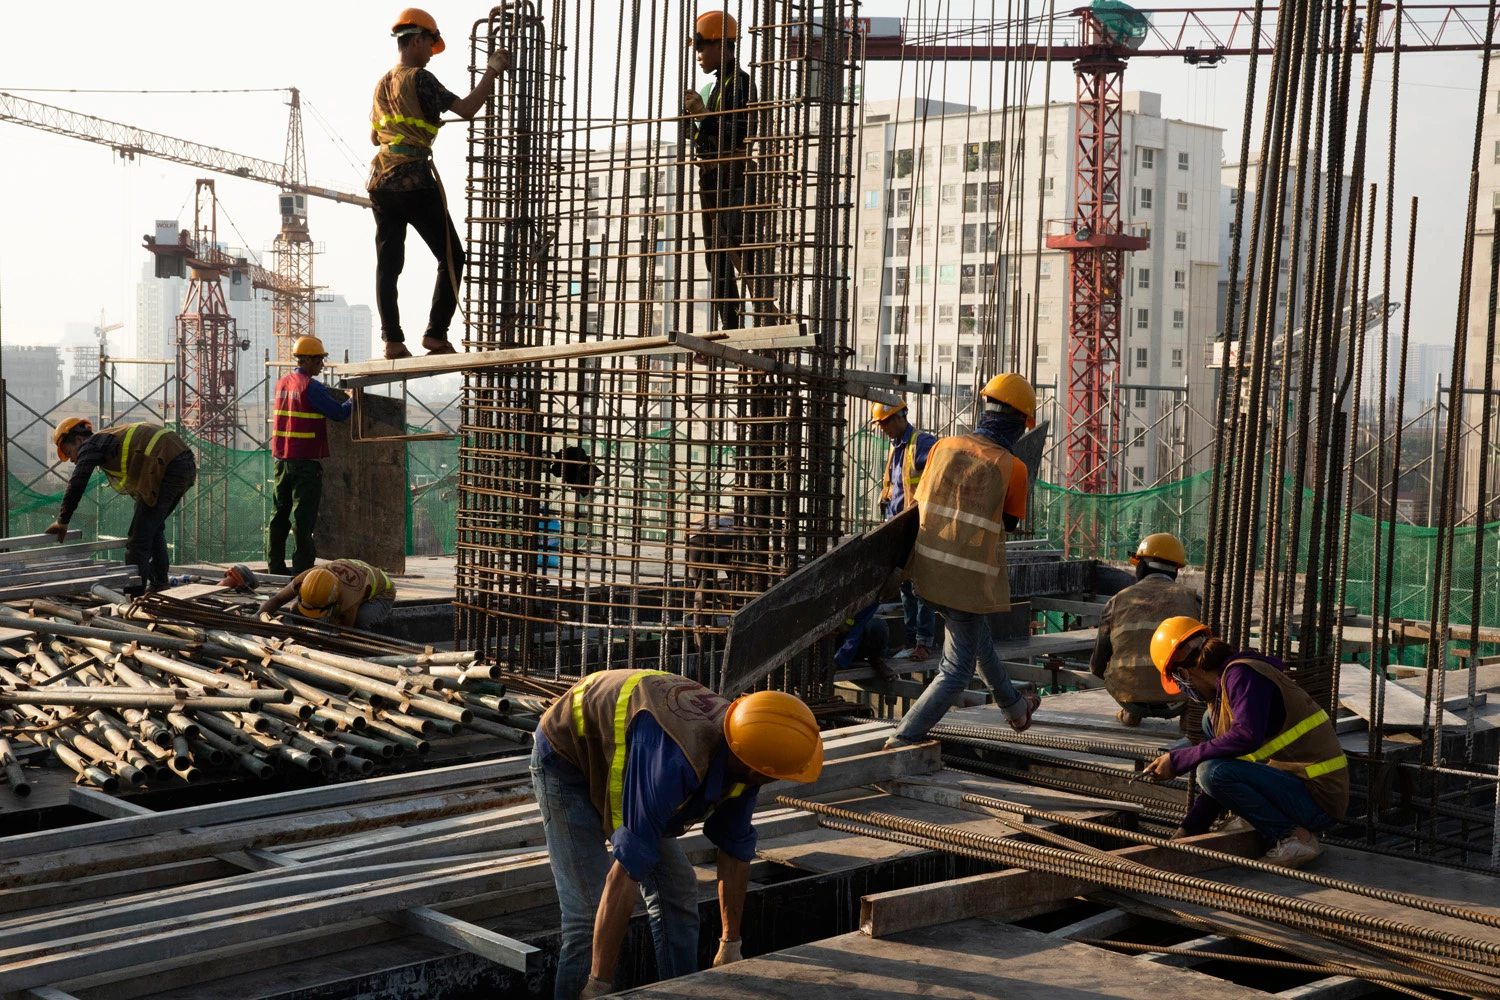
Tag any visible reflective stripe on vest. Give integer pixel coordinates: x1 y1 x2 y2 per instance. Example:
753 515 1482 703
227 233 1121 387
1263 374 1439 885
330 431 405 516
1237 708 1347 779
345 558 392 600
880 433 922 512
103 424 171 493
607 670 671 830
912 540 1004 577
376 112 440 140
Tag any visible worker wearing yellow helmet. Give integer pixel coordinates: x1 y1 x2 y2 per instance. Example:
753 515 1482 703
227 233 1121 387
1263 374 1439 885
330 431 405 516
885 373 1039 750
1140 617 1348 869
872 398 938 662
267 336 352 576
369 8 511 359
47 419 196 594
683 9 757 329
536 670 823 999
258 558 397 630
1089 532 1201 727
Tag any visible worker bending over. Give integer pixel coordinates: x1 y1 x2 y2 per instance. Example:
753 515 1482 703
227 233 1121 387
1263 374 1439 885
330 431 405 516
683 10 755 329
873 398 937 662
885 374 1039 749
1089 532 1200 727
267 336 352 576
1143 617 1349 868
534 669 823 999
368 8 510 359
259 558 397 630
47 420 196 594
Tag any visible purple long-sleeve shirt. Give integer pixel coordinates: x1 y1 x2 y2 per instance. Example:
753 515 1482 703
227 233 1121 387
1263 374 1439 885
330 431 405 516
1169 654 1287 833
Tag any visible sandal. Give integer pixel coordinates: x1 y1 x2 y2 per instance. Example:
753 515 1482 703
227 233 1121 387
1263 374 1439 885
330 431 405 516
422 336 458 355
1009 691 1042 733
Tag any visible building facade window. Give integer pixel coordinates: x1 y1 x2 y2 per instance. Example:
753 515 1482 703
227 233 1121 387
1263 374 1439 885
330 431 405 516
963 223 977 253
860 304 877 325
1136 308 1149 330
940 224 956 245
957 344 975 373
1138 187 1153 210
939 264 956 285
1136 347 1148 370
1175 230 1187 250
1174 269 1186 289
1173 309 1185 329
1138 268 1151 290
1178 151 1190 171
865 150 882 171
861 266 878 285
941 184 958 205
894 149 913 178
961 264 976 294
1172 348 1184 368
895 228 910 255
1036 340 1050 364
1040 260 1053 280
1176 191 1189 211
915 265 932 284
863 228 878 250
863 190 879 209
1134 387 1147 408
1139 148 1155 170
893 267 908 294
938 304 954 325
894 189 912 216
1132 465 1145 485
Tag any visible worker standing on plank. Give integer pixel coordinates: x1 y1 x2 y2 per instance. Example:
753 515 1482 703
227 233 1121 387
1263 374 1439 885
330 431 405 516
683 10 755 330
1089 533 1201 727
258 558 397 630
46 420 196 594
368 8 510 360
533 669 823 999
884 374 1040 749
267 336 352 576
1142 617 1349 868
873 398 938 662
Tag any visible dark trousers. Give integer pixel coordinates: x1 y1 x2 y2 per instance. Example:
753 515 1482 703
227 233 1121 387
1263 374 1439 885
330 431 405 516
370 186 465 345
267 459 323 575
698 172 746 331
126 451 196 592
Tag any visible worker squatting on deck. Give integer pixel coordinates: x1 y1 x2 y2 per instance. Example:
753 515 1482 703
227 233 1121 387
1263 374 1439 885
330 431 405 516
533 670 824 1000
1143 617 1351 868
367 8 510 360
258 558 397 630
884 373 1041 750
267 336 352 577
1089 532 1201 727
47 419 197 594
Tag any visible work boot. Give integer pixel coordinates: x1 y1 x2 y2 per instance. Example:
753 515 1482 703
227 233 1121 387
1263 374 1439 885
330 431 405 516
1262 833 1323 868
421 335 458 355
384 341 412 360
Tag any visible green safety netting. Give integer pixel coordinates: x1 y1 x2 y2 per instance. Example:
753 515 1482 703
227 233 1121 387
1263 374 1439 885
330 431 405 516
7 429 460 566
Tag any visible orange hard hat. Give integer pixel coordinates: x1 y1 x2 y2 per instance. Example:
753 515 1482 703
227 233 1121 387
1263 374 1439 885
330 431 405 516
392 8 445 54
296 568 340 619
690 10 739 47
53 418 93 462
723 690 823 782
1149 616 1211 695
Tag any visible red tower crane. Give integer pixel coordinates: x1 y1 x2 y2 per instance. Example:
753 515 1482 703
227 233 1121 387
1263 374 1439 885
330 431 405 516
861 3 1491 492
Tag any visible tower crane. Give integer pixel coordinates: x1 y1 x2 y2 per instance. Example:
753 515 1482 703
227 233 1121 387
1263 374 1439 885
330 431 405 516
860 3 1491 493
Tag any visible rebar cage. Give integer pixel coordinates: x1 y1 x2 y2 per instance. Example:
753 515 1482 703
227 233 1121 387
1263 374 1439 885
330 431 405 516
455 1 860 692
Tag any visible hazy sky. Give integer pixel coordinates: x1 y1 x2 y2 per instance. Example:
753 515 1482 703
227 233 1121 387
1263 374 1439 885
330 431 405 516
0 1 1483 356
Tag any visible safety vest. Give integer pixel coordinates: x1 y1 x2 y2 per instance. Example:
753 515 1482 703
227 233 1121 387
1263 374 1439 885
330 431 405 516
905 434 1019 615
95 423 190 508
272 371 329 461
879 430 924 517
538 669 747 837
367 65 441 190
1211 655 1350 821
1102 576 1202 704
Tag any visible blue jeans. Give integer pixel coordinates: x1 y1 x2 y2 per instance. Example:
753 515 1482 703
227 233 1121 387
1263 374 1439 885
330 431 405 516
901 580 935 646
530 749 701 998
1197 757 1337 841
894 604 1025 741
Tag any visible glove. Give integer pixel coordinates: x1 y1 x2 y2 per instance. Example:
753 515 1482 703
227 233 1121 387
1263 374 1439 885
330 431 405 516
487 48 512 75
44 521 69 544
713 938 743 967
579 976 613 999
683 88 706 116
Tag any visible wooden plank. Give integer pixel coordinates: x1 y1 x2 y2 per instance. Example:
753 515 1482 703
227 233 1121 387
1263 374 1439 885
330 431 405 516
838 677 989 705
1339 662 1472 729
321 391 406 574
0 572 133 602
0 538 125 566
858 829 1262 938
669 332 901 405
1048 908 1137 940
157 582 230 600
1275 977 1373 999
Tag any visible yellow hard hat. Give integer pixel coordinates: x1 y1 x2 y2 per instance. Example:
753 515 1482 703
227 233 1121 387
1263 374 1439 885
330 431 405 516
392 7 445 54
293 336 327 358
870 398 907 424
53 418 93 462
1131 532 1187 568
723 690 823 782
296 568 340 619
980 373 1037 429
1149 616 1211 695
690 10 739 46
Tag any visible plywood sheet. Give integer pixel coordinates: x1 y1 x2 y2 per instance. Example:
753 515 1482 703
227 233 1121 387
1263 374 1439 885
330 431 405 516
320 391 406 575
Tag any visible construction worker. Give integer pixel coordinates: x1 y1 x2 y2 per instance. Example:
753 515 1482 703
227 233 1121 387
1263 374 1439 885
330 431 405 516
258 558 397 630
368 8 511 360
1089 533 1201 727
885 374 1040 749
684 10 755 329
833 604 892 677
1143 617 1349 868
534 670 822 1000
267 336 352 576
873 398 937 662
46 420 197 594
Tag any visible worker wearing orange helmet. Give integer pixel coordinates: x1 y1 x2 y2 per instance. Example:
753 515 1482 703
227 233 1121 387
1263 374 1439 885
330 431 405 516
266 336 352 576
257 558 396 630
1089 532 1201 727
683 9 757 329
535 669 823 999
368 9 511 360
1141 617 1348 868
885 374 1039 749
47 419 196 594
872 398 938 662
